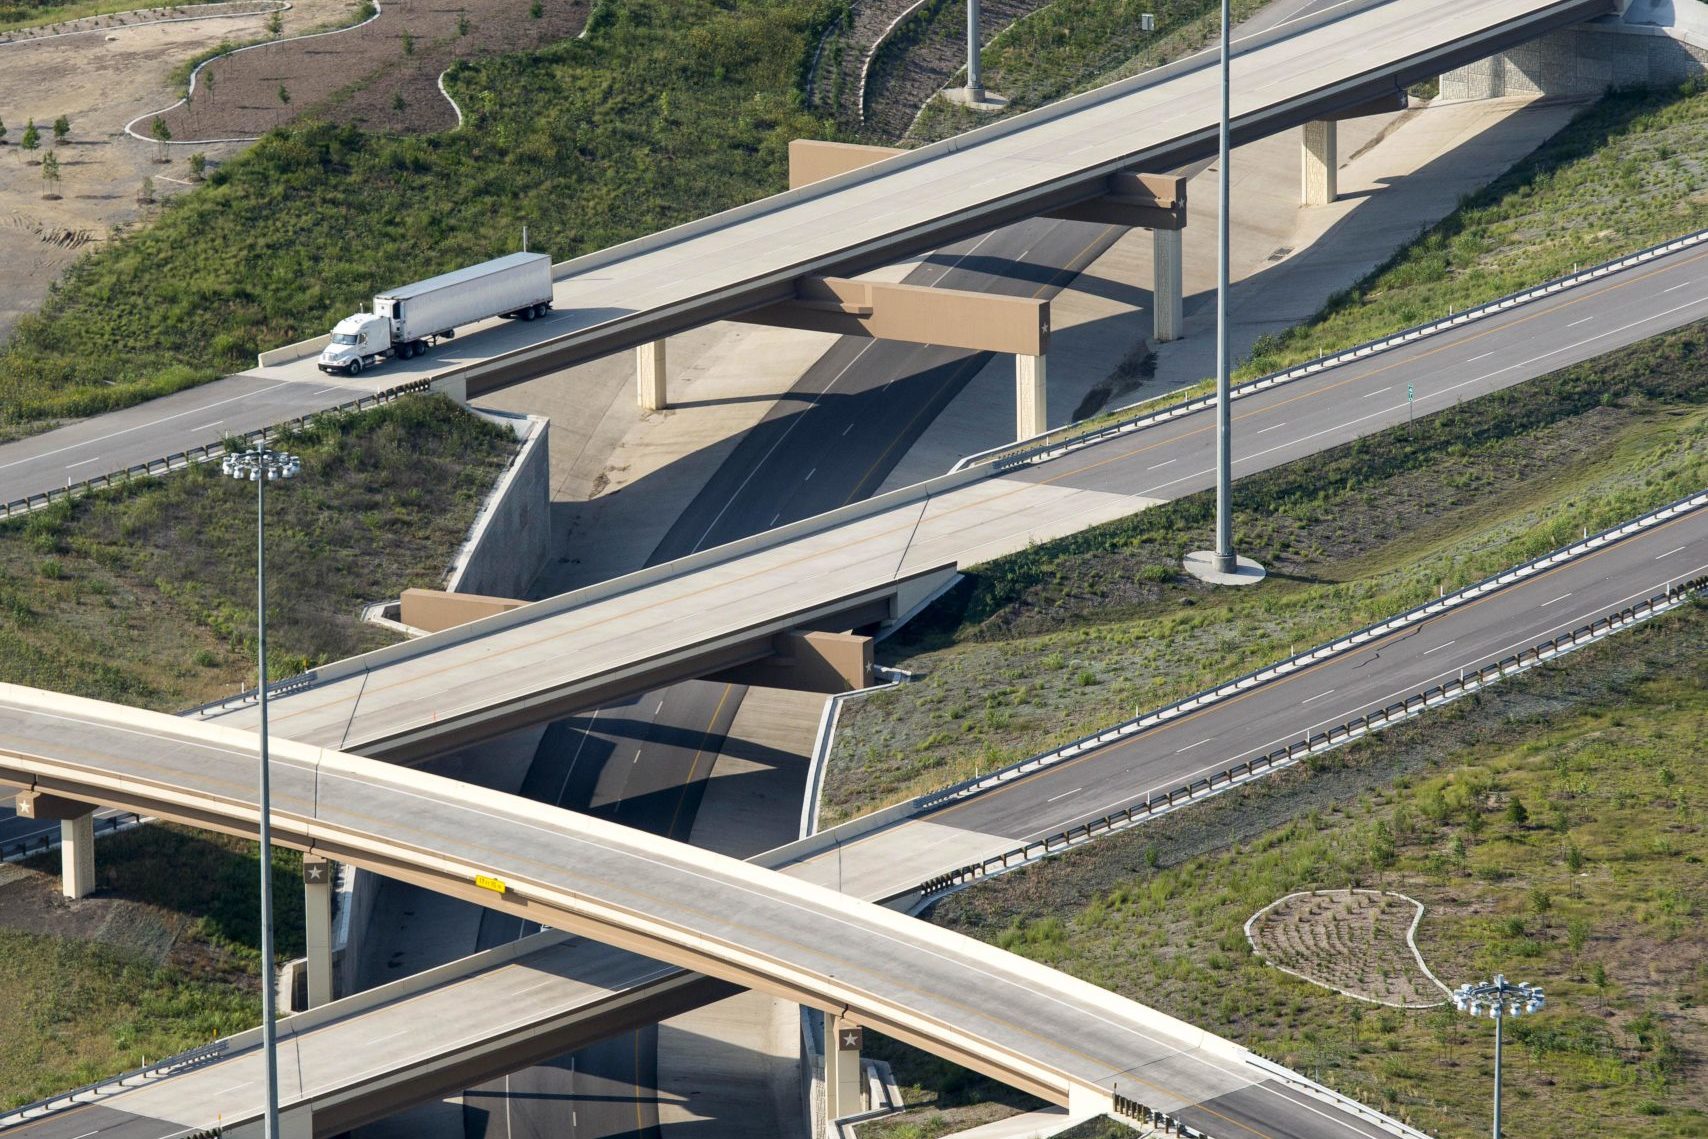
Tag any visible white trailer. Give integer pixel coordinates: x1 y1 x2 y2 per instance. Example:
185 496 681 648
318 252 554 376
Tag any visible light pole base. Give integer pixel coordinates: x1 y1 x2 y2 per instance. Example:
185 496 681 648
1183 550 1266 587
944 87 1009 112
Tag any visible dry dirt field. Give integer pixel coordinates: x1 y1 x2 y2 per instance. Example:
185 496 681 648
0 0 355 340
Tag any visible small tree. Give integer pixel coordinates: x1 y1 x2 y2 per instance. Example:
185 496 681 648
267 7 283 35
188 152 207 181
392 92 406 113
278 84 291 105
138 176 156 204
456 9 469 35
1505 795 1528 827
40 150 60 199
529 0 542 17
21 119 40 162
402 29 414 55
52 115 70 144
202 68 215 101
150 115 171 163
1 117 9 145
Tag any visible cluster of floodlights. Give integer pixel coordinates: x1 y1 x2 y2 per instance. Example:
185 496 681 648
221 449 302 482
1452 974 1545 1018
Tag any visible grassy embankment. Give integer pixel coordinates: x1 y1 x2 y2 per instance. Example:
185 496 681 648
0 0 839 433
866 611 1707 1139
0 394 514 1105
0 0 223 34
898 0 1265 144
1 826 307 1107
0 393 515 710
822 319 1708 826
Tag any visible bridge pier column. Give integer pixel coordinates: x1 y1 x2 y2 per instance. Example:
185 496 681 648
60 812 96 900
1152 227 1183 342
637 340 668 412
1301 119 1337 206
826 1015 865 1123
303 855 334 1008
1015 353 1047 441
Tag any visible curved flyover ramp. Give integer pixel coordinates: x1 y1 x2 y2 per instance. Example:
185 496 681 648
0 685 1401 1139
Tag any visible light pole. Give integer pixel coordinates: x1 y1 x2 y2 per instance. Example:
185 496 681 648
222 447 302 1139
966 0 983 103
1452 973 1545 1139
1184 0 1261 586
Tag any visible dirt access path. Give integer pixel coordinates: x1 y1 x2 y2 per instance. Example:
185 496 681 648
156 0 588 140
0 0 355 341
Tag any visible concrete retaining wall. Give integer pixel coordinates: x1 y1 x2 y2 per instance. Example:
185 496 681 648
256 333 332 368
444 411 551 599
1442 17 1708 100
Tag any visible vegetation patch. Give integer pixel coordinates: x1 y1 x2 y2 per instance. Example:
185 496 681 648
0 394 515 710
1247 889 1447 1008
0 0 838 431
0 824 305 1107
823 319 1708 824
909 610 1708 1137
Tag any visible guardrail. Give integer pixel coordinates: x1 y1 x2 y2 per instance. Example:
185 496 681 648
0 1039 229 1127
914 488 1708 814
1242 1055 1435 1139
1113 1093 1205 1137
953 222 1708 474
0 378 434 522
911 574 1705 902
0 810 145 863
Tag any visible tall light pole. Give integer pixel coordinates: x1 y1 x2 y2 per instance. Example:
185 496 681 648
223 447 302 1139
1185 0 1262 586
1452 973 1546 1139
967 0 984 103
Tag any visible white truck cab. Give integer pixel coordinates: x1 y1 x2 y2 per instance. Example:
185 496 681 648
318 313 391 376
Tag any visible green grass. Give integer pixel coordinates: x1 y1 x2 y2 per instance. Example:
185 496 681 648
821 319 1708 825
0 394 515 710
1242 80 1708 378
1 824 308 1107
914 610 1708 1137
904 0 1267 143
0 0 840 431
0 0 223 33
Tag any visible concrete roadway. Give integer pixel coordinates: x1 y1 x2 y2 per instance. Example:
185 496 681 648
198 231 1708 765
0 0 1608 506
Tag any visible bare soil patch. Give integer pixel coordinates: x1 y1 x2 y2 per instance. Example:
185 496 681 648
0 0 354 340
861 0 1037 139
159 0 589 140
1248 889 1448 1007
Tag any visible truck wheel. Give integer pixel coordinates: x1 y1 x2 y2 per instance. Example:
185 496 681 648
520 307 536 321
347 357 363 376
533 303 549 319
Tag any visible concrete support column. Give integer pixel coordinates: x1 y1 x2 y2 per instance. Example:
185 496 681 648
303 855 334 1009
1015 353 1047 441
636 340 668 412
826 1015 864 1123
60 812 96 900
1301 119 1337 207
1152 227 1183 343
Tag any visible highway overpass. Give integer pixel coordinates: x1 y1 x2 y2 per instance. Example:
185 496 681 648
4 488 1701 1139
197 228 1708 761
0 0 1616 504
0 687 1402 1139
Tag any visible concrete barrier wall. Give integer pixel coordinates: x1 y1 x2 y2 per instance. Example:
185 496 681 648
444 413 551 599
257 334 332 369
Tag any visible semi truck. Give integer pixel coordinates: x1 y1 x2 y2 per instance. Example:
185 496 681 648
318 252 554 376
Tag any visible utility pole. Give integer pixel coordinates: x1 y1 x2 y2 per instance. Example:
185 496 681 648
967 0 983 103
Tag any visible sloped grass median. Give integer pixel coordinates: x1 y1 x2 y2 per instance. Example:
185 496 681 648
0 394 515 710
821 320 1708 825
0 0 840 431
0 824 307 1108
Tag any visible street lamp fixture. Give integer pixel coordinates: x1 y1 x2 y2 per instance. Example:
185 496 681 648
1452 973 1545 1139
222 447 302 1139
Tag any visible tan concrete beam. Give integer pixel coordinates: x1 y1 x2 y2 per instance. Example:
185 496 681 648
637 340 668 413
738 277 1050 357
304 856 334 1009
400 589 529 634
1302 119 1338 207
1016 354 1047 440
789 139 906 190
707 630 873 693
14 789 95 821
